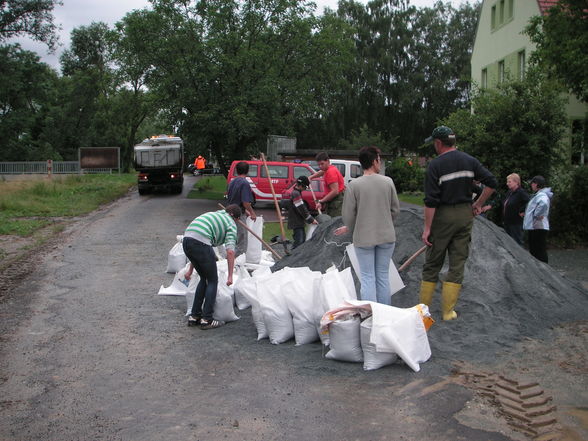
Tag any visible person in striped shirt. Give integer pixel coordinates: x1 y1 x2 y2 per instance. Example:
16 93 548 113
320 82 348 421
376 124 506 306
182 204 240 329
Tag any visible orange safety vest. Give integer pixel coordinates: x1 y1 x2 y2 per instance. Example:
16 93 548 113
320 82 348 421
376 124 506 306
195 156 206 170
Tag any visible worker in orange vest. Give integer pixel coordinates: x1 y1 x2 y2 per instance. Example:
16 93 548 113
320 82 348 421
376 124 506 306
195 155 206 170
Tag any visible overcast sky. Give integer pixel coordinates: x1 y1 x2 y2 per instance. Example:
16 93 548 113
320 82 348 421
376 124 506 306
14 0 467 70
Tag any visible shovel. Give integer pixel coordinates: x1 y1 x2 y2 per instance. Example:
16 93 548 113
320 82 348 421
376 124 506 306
308 181 332 224
260 153 291 255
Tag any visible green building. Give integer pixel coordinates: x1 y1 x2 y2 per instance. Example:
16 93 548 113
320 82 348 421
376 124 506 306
471 0 586 164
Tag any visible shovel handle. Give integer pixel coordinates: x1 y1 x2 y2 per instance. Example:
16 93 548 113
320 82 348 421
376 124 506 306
398 245 427 272
218 203 282 261
308 184 322 215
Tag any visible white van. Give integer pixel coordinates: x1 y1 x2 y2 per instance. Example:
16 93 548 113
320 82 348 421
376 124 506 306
330 160 363 185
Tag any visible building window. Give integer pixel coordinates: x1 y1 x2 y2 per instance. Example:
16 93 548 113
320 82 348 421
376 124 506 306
491 5 496 29
508 0 514 19
518 50 526 80
499 0 505 24
481 69 488 89
498 60 505 83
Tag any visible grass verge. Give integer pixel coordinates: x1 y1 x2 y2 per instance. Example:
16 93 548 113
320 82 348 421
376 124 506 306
187 176 227 200
0 174 136 236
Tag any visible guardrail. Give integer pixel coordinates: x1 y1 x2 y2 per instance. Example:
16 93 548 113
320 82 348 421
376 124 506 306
0 161 117 175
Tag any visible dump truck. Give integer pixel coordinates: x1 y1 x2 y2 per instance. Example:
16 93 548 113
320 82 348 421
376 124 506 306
134 135 184 195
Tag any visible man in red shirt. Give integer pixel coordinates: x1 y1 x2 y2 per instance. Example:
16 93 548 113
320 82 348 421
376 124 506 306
309 152 345 217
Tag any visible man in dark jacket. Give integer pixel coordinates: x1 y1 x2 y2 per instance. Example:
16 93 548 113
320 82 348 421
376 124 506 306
287 176 317 249
419 126 497 321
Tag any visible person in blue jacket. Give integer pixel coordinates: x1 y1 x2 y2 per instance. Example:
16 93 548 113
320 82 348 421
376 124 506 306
523 175 553 263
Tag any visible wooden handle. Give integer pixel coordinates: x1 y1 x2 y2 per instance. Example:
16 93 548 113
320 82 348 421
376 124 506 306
308 184 322 215
260 153 287 240
218 203 282 260
398 245 427 272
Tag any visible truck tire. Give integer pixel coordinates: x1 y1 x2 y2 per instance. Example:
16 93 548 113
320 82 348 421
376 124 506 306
172 185 183 194
138 187 149 196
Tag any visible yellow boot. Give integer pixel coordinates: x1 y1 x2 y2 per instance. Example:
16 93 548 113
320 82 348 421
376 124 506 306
441 282 461 321
418 281 437 306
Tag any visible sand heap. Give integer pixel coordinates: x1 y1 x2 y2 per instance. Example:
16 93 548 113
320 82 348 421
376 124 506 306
272 208 588 362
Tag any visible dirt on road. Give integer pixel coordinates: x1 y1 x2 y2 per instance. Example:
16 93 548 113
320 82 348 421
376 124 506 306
0 176 586 441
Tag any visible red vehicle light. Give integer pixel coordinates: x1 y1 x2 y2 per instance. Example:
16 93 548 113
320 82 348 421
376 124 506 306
139 173 149 181
170 173 177 179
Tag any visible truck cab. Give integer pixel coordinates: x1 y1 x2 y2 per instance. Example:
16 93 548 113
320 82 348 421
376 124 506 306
134 135 184 195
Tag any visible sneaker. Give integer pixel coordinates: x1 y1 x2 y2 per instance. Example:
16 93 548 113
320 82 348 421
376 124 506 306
200 319 225 330
187 315 201 326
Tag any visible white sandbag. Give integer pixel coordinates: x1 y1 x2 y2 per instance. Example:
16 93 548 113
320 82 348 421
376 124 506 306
314 265 358 345
166 235 187 273
158 263 192 296
233 265 252 310
245 216 264 264
339 266 357 301
361 317 398 370
260 250 275 263
213 269 239 322
351 301 431 372
257 270 295 344
325 316 363 362
346 243 405 299
307 223 318 240
238 272 271 340
282 268 322 345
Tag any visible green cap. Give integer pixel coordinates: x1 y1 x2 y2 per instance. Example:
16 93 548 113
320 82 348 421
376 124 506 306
424 126 456 143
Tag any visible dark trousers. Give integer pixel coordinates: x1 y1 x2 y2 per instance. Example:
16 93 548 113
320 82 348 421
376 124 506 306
292 227 306 249
182 237 218 320
504 223 524 246
528 229 548 263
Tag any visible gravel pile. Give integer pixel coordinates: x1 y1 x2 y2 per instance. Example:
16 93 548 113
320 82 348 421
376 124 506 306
272 208 588 362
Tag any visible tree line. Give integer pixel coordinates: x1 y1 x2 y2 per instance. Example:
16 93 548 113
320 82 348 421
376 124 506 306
0 0 480 172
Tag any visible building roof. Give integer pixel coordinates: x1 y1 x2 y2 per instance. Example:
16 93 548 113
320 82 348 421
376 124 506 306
537 0 559 15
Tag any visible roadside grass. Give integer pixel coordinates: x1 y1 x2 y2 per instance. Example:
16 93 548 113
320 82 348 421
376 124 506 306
187 176 227 200
262 222 293 243
0 174 136 237
398 192 424 206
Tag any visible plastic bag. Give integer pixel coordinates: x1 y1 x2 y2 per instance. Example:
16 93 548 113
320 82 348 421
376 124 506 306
246 216 264 264
166 235 187 273
325 316 363 362
361 317 398 370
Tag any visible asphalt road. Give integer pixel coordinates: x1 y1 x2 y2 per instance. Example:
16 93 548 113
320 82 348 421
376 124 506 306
0 175 577 441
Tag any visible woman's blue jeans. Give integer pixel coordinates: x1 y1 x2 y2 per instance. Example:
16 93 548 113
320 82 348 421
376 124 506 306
355 242 396 305
182 237 218 320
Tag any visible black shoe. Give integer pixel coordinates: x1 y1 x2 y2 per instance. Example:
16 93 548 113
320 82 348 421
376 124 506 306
187 315 201 326
200 319 225 330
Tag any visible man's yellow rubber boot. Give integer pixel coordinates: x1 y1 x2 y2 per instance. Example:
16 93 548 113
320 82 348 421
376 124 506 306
441 282 461 320
419 281 437 306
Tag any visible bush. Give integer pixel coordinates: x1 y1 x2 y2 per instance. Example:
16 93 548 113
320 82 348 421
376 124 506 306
550 166 588 247
386 158 425 193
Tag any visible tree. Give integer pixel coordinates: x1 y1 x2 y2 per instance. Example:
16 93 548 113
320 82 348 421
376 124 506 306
526 0 588 103
443 70 568 223
0 44 61 160
311 0 481 153
0 0 61 50
122 0 355 173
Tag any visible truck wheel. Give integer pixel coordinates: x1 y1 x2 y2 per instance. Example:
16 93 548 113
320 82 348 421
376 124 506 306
172 185 183 194
138 187 149 195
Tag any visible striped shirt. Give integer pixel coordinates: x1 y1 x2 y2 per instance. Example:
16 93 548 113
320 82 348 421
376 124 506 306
184 210 237 250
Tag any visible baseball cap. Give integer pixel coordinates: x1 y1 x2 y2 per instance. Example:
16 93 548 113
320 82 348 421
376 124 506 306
424 126 456 143
529 175 546 187
296 176 310 188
